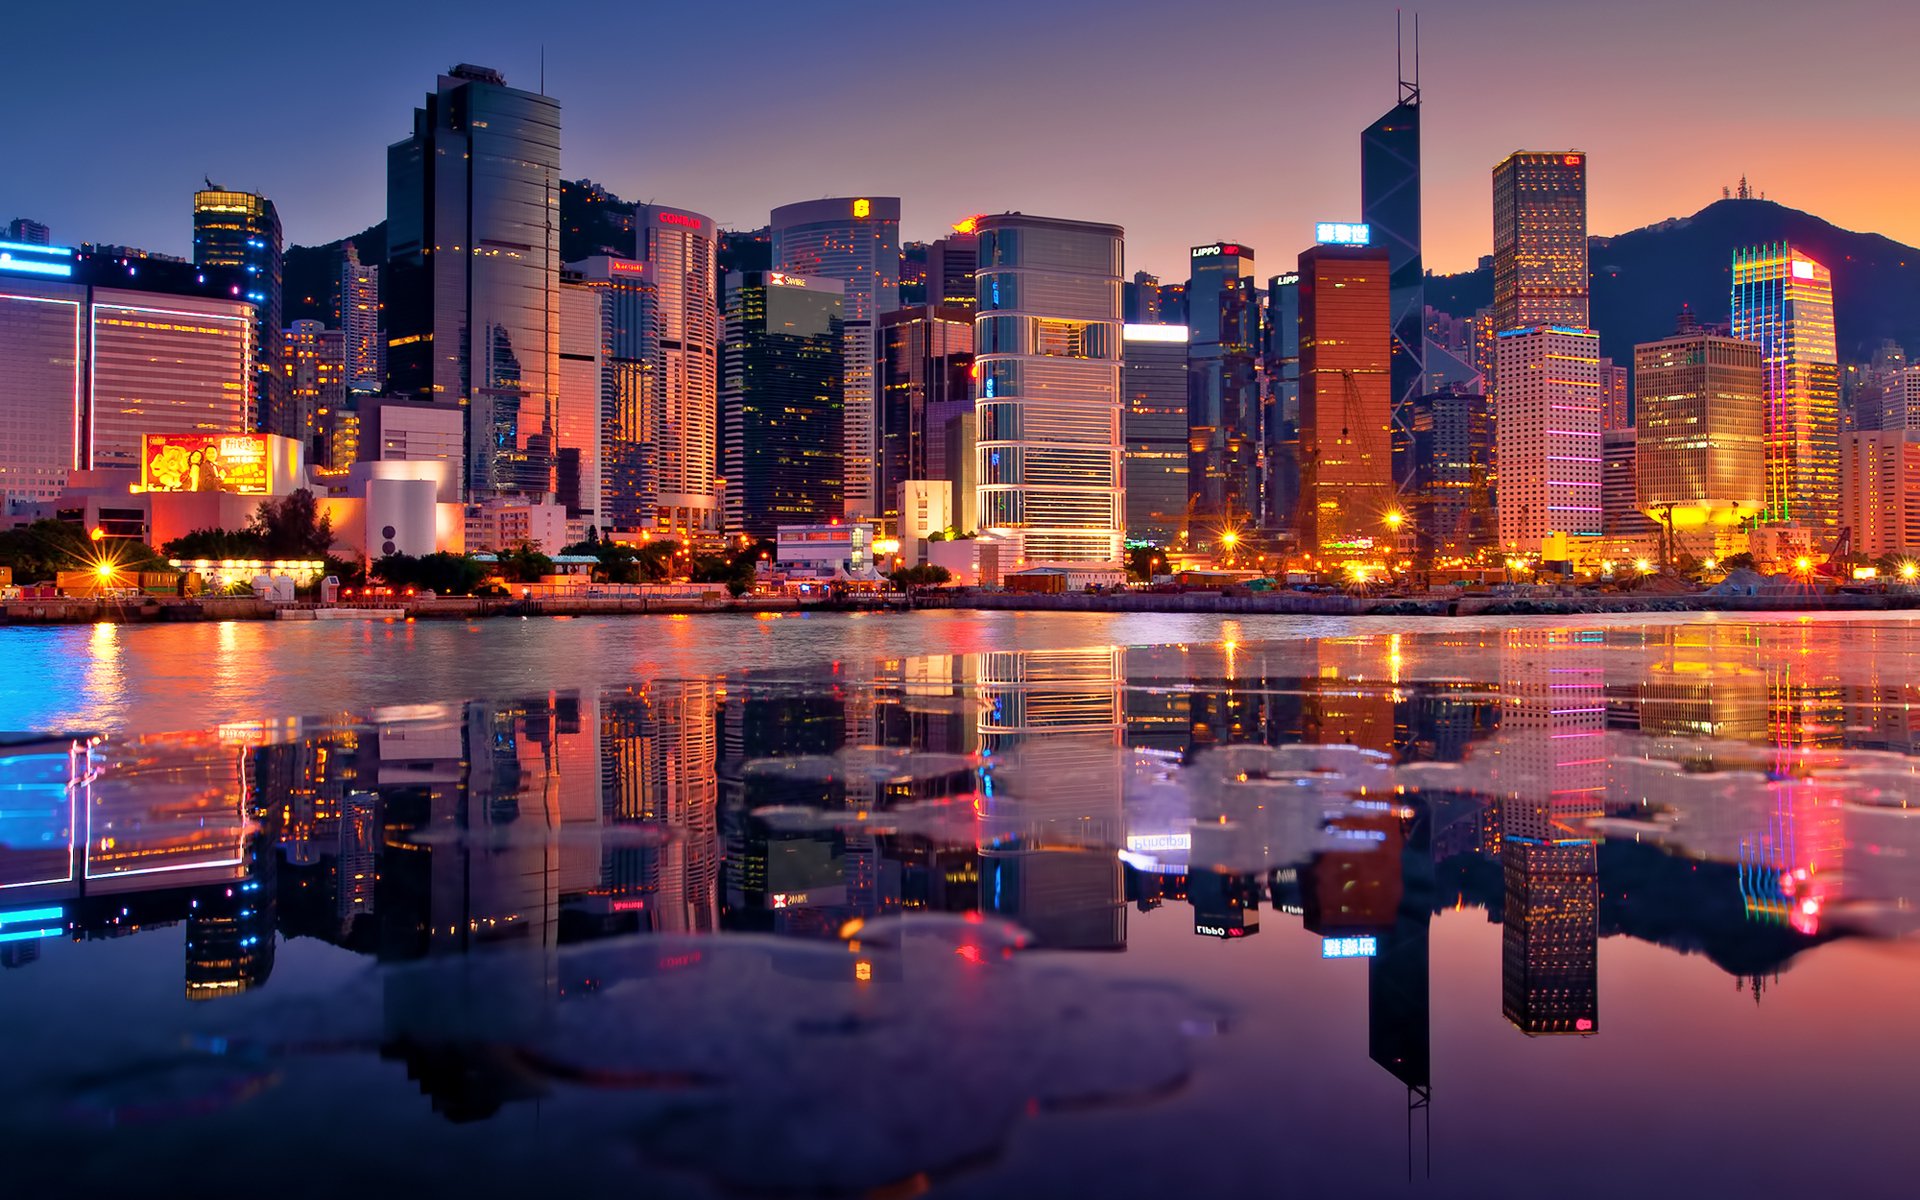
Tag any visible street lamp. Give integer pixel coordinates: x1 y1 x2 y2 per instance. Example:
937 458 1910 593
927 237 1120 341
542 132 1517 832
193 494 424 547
1902 562 1918 582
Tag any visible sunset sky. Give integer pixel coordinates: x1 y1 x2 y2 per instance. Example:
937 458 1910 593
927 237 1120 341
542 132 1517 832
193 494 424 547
6 0 1917 280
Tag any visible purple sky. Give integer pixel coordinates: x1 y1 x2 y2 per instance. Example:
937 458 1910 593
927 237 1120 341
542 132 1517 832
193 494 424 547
5 0 1916 281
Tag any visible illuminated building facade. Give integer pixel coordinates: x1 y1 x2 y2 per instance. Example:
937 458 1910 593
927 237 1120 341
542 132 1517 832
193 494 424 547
0 243 254 500
1495 326 1602 546
770 197 901 521
1633 331 1765 530
974 213 1127 568
878 305 974 535
281 320 345 457
1407 389 1492 556
1491 152 1588 333
1297 242 1393 553
1186 242 1261 542
386 64 561 501
633 205 721 544
722 270 844 539
1362 89 1424 489
1731 244 1840 528
193 188 283 435
557 270 608 524
1840 430 1920 559
1265 272 1302 532
1602 430 1657 536
340 242 382 393
1123 323 1190 546
927 221 980 310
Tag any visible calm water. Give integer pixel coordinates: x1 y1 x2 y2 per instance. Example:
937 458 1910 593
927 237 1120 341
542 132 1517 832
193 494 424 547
3 614 1920 1197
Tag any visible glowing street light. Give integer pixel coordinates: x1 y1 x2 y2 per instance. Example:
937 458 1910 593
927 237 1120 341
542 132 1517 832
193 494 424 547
1384 510 1404 531
1902 562 1918 582
1794 556 1814 574
1634 558 1652 575
1219 531 1239 549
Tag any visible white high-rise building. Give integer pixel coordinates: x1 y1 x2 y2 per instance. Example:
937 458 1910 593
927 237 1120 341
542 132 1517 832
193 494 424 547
340 242 382 393
771 197 901 522
973 214 1127 569
1495 325 1603 548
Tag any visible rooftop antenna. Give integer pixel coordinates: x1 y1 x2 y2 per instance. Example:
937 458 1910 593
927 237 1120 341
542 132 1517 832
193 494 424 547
1396 10 1421 106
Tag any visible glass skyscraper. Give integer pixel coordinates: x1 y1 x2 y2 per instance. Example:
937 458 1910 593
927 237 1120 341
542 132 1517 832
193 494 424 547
770 197 901 522
193 188 282 435
878 305 974 536
722 270 844 539
386 64 561 501
1185 242 1260 545
1264 272 1302 534
1731 244 1840 528
1491 152 1588 333
1124 323 1189 546
1633 331 1765 531
974 214 1126 568
1362 91 1423 490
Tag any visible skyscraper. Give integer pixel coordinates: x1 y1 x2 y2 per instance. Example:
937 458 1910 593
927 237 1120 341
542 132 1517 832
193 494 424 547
282 319 344 458
1598 358 1630 430
557 268 608 525
1407 388 1493 557
878 306 974 534
1633 329 1765 532
722 270 844 539
1840 430 1920 559
770 197 901 522
193 187 283 435
1123 323 1190 546
1265 271 1302 533
1731 244 1841 528
1298 241 1393 554
974 213 1126 569
1491 152 1588 333
1495 326 1603 546
1186 242 1261 544
633 205 722 545
339 242 382 393
1362 82 1423 490
927 219 980 310
387 64 561 501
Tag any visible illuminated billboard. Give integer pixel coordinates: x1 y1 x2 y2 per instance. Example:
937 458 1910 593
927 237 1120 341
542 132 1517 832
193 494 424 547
141 433 276 494
1322 935 1378 958
1315 222 1371 246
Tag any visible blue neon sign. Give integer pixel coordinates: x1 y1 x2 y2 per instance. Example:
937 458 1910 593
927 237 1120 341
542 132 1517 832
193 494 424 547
1315 222 1371 246
1321 935 1378 958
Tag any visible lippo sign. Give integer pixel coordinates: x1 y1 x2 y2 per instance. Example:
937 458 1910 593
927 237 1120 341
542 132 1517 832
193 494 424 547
141 433 274 494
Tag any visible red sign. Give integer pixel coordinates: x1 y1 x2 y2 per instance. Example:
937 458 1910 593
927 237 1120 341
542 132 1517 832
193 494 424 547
658 212 702 228
609 259 646 275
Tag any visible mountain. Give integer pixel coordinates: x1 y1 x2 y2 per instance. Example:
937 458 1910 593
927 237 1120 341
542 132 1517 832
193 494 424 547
1426 198 1920 364
283 222 384 325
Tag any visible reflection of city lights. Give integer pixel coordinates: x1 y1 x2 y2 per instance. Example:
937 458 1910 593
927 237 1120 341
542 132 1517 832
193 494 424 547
854 960 872 982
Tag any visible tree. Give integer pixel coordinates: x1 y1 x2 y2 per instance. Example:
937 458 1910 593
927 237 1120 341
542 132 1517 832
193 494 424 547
373 552 489 596
248 489 333 557
0 521 169 583
1719 552 1757 573
496 543 555 583
1126 545 1167 582
887 564 953 591
164 526 269 561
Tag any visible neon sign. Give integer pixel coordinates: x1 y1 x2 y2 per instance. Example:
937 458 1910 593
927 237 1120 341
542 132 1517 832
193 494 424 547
658 212 703 228
1315 222 1371 246
768 271 807 288
1191 245 1221 258
609 259 646 275
1322 935 1378 958
852 198 871 219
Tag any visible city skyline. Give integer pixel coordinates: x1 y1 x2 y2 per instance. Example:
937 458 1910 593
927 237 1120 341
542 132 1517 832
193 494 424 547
6 1 1917 281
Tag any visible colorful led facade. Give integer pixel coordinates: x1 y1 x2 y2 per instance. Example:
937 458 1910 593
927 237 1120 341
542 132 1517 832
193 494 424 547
1297 243 1393 554
1731 244 1840 528
973 214 1126 568
1633 331 1765 528
1495 326 1602 546
1491 152 1588 334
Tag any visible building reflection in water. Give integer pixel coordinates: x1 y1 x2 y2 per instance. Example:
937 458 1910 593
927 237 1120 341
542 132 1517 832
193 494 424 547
6 621 1920 1126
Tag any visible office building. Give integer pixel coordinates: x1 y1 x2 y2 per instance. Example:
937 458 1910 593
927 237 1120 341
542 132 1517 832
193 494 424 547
1186 242 1261 544
282 320 345 457
1362 84 1424 489
722 270 844 539
1841 431 1920 559
340 243 382 393
193 188 283 435
557 272 608 524
1633 330 1765 531
387 64 561 501
637 205 723 544
878 306 974 534
1495 326 1603 547
6 218 50 245
1407 389 1492 558
1731 244 1840 528
927 219 980 310
1297 241 1393 554
1602 430 1657 536
358 397 464 501
0 242 253 503
770 197 901 521
974 213 1126 568
1265 272 1302 533
1491 152 1588 333
1880 364 1920 431
1599 358 1629 430
1124 323 1190 545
